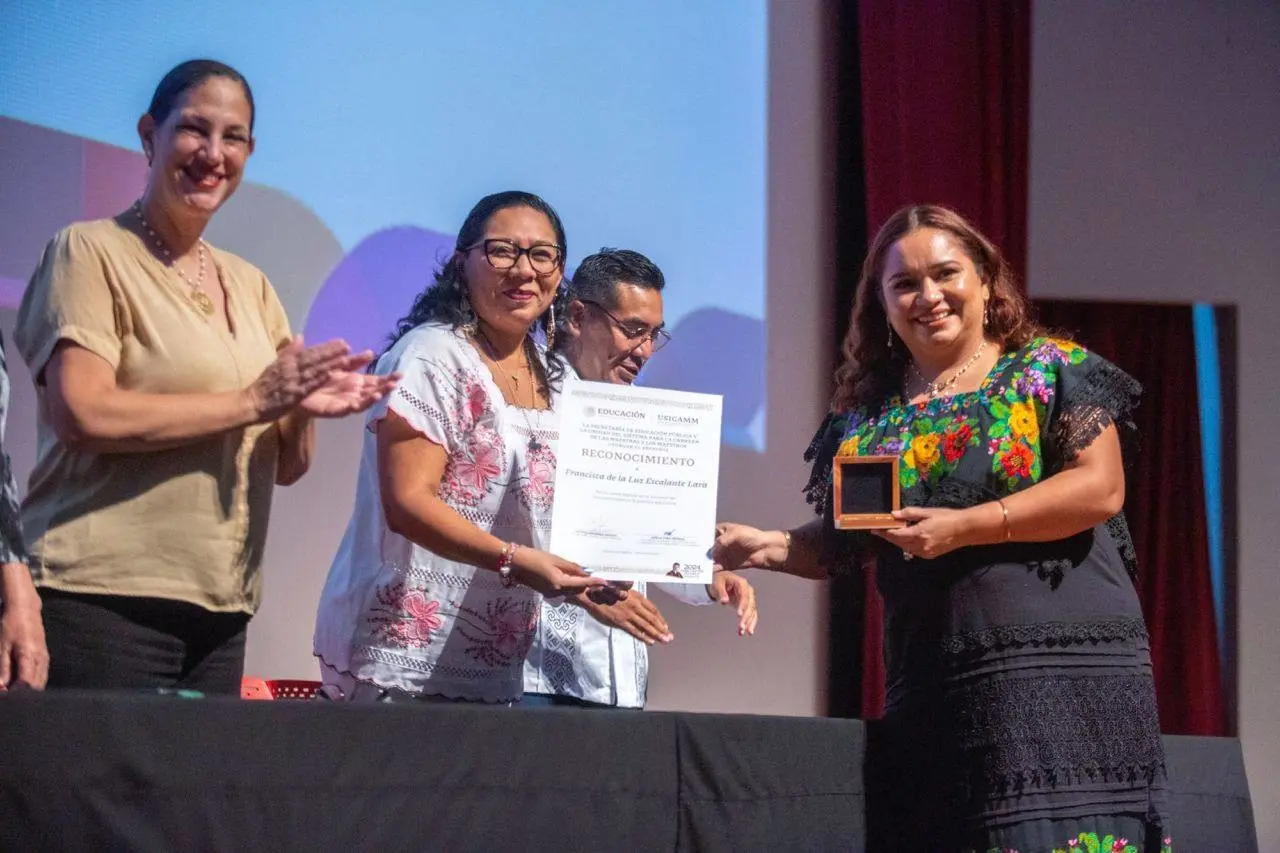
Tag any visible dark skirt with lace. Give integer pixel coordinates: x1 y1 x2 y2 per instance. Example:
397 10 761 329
868 531 1169 852
807 339 1170 852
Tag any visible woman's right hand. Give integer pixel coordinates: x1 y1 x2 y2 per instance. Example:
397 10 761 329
713 523 789 572
0 564 48 691
246 336 370 423
582 591 673 645
510 547 606 599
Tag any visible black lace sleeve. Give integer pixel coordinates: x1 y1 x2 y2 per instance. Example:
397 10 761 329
801 413 870 577
1044 345 1143 579
801 413 843 519
1048 349 1142 466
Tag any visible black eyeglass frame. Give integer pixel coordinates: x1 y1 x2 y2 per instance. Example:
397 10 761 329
463 238 565 274
579 298 672 352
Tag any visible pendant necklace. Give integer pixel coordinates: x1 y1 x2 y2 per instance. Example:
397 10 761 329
909 340 988 400
133 201 215 315
475 329 543 452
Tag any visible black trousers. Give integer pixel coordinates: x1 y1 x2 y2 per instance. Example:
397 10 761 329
40 589 250 696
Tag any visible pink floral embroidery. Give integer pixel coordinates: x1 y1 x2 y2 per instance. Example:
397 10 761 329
445 374 490 434
432 369 507 508
440 421 506 508
369 581 444 649
456 598 538 667
520 442 556 512
453 439 503 492
400 591 443 641
491 603 534 657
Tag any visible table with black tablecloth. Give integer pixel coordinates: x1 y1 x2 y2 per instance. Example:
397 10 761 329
0 694 1255 852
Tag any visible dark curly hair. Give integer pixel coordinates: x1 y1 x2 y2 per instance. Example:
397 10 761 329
385 190 570 393
832 204 1045 412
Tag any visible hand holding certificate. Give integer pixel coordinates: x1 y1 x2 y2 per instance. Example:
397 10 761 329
550 381 722 583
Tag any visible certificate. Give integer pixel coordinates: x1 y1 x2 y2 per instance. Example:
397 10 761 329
549 380 722 583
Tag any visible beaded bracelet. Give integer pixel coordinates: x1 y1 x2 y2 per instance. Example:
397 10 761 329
496 542 519 588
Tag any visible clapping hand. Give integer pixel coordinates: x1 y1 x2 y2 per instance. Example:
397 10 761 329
250 336 399 422
299 362 400 418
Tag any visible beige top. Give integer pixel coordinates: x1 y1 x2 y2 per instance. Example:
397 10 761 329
14 214 292 614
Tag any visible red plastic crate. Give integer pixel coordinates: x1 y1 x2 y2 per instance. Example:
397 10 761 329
266 679 321 700
241 677 321 700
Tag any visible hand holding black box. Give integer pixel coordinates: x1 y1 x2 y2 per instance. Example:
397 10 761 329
832 455 907 530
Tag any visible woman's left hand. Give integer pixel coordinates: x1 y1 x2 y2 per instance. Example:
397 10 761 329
874 506 973 560
708 570 758 636
299 357 401 419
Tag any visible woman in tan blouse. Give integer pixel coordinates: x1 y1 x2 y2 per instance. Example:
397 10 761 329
14 59 397 695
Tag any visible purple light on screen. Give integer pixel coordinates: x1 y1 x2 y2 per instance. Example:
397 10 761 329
303 226 456 356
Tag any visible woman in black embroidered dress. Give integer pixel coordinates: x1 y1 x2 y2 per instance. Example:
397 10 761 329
714 205 1170 852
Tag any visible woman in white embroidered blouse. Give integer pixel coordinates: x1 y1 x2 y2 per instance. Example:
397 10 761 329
314 191 607 702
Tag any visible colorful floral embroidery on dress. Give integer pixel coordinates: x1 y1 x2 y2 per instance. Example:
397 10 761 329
837 405 981 490
368 580 445 649
986 389 1042 488
1052 831 1166 853
1057 834 1136 853
837 381 994 490
830 338 1100 496
984 338 1085 489
968 832 1172 853
834 403 873 457
900 412 981 487
1028 337 1087 368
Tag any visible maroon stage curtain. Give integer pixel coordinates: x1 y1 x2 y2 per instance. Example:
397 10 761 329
853 0 1031 719
1034 301 1226 736
858 0 1030 279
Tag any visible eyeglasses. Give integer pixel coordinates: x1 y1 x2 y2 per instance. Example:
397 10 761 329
580 299 671 352
464 238 564 275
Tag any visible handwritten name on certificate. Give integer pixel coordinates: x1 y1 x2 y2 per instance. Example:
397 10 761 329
549 381 722 583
